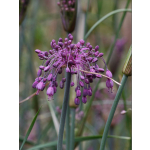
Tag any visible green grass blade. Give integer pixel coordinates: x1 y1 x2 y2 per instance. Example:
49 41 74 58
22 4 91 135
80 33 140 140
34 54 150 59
27 135 131 150
19 106 42 150
19 136 35 145
99 75 128 150
84 8 132 40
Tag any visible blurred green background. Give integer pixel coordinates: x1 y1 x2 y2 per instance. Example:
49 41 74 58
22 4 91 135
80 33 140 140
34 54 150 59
19 0 132 149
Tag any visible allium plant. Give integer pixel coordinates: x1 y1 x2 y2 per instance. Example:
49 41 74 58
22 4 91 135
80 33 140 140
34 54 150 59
32 34 113 105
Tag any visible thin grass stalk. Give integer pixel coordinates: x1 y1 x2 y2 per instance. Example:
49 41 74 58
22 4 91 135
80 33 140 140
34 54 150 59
66 103 70 150
66 32 70 150
106 0 131 64
57 72 71 150
70 108 75 150
99 74 128 150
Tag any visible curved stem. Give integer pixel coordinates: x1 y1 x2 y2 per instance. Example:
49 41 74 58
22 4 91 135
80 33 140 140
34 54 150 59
84 8 132 40
57 72 71 150
99 74 128 150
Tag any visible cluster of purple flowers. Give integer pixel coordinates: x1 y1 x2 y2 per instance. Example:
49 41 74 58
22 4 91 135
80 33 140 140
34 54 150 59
32 34 113 105
57 0 75 12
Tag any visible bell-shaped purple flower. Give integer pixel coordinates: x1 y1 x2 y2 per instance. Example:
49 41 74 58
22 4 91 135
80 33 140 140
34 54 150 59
74 97 80 105
47 74 53 81
76 89 81 97
87 89 92 96
44 66 50 72
47 86 54 100
106 79 113 92
95 45 99 52
66 67 70 72
106 69 112 78
83 88 88 97
71 82 74 87
79 81 84 87
62 78 66 82
36 82 44 90
82 96 87 103
32 80 39 88
59 81 64 89
37 69 42 77
80 75 85 80
85 78 89 84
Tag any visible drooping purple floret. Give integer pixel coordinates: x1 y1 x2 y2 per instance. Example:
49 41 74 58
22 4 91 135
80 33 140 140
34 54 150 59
74 97 80 105
33 34 113 105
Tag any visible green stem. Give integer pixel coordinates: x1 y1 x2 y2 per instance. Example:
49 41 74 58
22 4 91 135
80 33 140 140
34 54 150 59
27 135 131 150
57 72 71 150
66 104 70 150
99 74 128 150
84 8 131 40
106 0 131 64
70 108 75 150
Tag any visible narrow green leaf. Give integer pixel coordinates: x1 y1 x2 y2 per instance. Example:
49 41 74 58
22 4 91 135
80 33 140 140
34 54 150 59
27 135 131 150
19 136 35 145
19 106 42 150
84 9 132 40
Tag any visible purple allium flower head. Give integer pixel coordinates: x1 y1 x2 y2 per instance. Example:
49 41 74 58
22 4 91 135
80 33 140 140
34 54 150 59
74 97 80 105
33 34 113 104
71 81 74 87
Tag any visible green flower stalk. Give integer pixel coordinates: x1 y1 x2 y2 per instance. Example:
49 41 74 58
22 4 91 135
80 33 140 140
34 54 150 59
57 72 71 150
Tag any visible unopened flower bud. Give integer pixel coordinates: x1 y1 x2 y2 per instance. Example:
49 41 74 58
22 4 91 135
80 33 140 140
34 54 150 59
32 80 39 88
76 89 81 97
95 45 99 52
37 69 42 77
106 69 112 78
71 81 74 87
82 96 87 103
59 81 64 89
79 81 84 87
44 66 50 72
74 97 80 105
35 49 41 53
47 74 53 81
